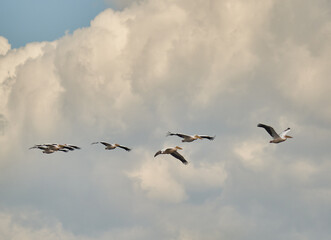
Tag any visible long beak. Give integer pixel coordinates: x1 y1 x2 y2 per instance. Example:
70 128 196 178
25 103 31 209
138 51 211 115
176 146 183 150
285 135 293 138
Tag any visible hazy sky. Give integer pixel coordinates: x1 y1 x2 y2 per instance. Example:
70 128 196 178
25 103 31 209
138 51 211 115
1 0 331 239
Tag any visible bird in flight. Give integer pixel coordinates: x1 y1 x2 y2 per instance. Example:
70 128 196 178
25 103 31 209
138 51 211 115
91 142 131 151
154 146 188 165
167 132 215 142
29 143 81 154
257 123 293 144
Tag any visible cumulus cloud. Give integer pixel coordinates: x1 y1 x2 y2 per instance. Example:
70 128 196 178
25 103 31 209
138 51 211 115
1 0 331 239
0 36 11 56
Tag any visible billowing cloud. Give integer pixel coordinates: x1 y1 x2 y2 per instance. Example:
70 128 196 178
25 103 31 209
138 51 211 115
1 0 331 239
0 36 11 56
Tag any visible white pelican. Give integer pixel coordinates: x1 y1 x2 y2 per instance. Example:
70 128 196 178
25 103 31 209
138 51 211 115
257 123 293 144
29 144 57 154
29 144 80 153
92 142 131 151
154 146 188 165
167 132 215 142
43 144 78 152
45 144 65 151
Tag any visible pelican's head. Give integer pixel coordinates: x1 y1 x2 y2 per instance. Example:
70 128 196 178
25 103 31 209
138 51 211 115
285 135 293 139
175 146 183 150
194 135 202 139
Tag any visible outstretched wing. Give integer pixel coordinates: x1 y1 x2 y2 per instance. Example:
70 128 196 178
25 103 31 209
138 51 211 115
29 144 48 150
92 141 111 147
67 144 81 150
257 123 280 139
58 149 69 152
199 135 215 140
279 128 291 138
167 132 190 139
29 144 44 149
61 145 75 151
170 151 188 165
117 145 131 152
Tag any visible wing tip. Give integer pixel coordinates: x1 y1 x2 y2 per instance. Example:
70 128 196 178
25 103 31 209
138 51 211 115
154 151 161 157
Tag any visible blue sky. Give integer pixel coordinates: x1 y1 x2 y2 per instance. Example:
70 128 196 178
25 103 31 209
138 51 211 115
0 0 112 48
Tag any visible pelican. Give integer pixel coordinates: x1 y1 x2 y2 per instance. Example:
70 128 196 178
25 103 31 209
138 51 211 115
257 123 293 144
154 146 188 165
44 144 64 151
92 142 131 151
43 144 74 152
29 144 79 153
29 144 57 154
167 132 215 142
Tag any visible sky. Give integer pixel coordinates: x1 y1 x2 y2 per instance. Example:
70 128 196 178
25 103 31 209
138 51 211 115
1 0 331 239
0 0 118 49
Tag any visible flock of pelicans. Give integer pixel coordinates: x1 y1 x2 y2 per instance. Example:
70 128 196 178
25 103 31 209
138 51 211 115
29 123 293 165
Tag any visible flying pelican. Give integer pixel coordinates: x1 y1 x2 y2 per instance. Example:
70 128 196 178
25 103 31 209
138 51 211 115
29 144 79 153
29 144 58 154
257 123 293 144
154 146 188 165
167 132 215 142
91 142 131 151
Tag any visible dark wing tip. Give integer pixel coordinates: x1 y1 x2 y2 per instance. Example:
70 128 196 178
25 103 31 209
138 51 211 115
59 149 69 152
170 152 188 165
200 135 216 140
118 145 131 151
257 123 271 129
100 142 111 146
154 150 161 157
208 135 216 140
166 131 174 136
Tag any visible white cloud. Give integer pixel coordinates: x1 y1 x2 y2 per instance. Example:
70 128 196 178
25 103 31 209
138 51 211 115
234 140 269 170
129 153 188 203
0 36 11 56
1 0 331 239
0 211 76 240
